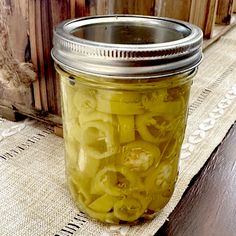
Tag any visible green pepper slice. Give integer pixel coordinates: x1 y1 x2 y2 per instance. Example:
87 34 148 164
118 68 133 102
68 169 120 223
96 93 144 115
144 159 178 211
88 194 114 212
64 138 80 168
147 194 170 212
79 110 114 124
78 194 119 224
120 140 161 173
142 91 185 116
92 165 143 196
80 121 119 159
77 149 100 177
67 123 81 143
145 159 178 196
141 90 167 109
68 173 92 205
61 77 79 120
73 89 96 114
113 196 145 222
98 90 141 103
117 115 135 143
136 113 175 143
167 83 190 101
159 136 181 160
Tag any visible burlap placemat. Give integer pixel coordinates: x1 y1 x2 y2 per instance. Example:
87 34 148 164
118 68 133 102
1 27 236 236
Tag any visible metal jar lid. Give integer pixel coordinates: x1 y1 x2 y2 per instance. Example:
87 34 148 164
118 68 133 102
51 15 203 78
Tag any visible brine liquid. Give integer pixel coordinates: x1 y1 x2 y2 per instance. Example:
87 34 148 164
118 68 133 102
59 69 192 224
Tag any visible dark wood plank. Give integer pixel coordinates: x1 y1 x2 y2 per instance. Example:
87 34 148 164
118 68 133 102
204 0 218 38
12 103 62 126
0 104 26 122
41 0 56 113
29 0 42 110
216 0 234 24
156 121 236 236
49 0 71 116
203 15 236 49
7 0 29 62
155 0 191 21
189 0 218 38
35 0 49 111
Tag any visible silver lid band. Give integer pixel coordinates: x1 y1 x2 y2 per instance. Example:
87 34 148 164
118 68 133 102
52 15 203 78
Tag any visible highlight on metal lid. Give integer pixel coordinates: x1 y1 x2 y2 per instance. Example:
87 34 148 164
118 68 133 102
51 15 203 78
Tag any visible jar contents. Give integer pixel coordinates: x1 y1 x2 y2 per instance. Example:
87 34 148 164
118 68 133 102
60 71 191 224
52 15 202 224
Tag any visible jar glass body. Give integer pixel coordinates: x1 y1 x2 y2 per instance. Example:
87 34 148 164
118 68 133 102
56 65 195 224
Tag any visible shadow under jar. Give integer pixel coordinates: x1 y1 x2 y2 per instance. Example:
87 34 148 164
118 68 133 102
51 15 203 224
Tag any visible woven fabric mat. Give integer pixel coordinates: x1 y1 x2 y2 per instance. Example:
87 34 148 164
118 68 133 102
1 27 236 236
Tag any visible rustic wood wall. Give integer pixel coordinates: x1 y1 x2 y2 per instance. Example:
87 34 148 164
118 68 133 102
0 0 236 124
190 0 218 39
29 0 71 115
29 0 193 119
0 0 37 120
69 0 191 20
216 0 234 24
155 0 192 21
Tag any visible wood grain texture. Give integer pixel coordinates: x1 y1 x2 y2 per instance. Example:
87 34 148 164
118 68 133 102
216 0 234 24
29 0 42 110
155 0 191 21
204 0 218 38
7 0 29 62
0 104 26 122
2 0 236 124
112 0 155 15
35 0 48 111
49 0 71 115
203 15 236 49
12 103 62 125
156 122 236 236
190 0 218 38
73 0 87 17
29 0 71 114
0 0 35 119
54 125 63 137
72 0 156 16
41 0 53 112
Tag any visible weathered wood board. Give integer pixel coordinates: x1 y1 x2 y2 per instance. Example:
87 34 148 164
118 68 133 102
216 0 234 24
0 0 36 121
0 0 236 127
190 0 218 38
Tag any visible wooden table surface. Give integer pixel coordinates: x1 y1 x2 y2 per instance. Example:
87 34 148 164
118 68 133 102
156 122 236 236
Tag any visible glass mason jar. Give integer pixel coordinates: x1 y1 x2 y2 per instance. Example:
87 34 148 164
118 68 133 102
52 15 202 224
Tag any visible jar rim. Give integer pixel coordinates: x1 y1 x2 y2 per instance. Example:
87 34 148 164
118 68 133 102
51 15 203 78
